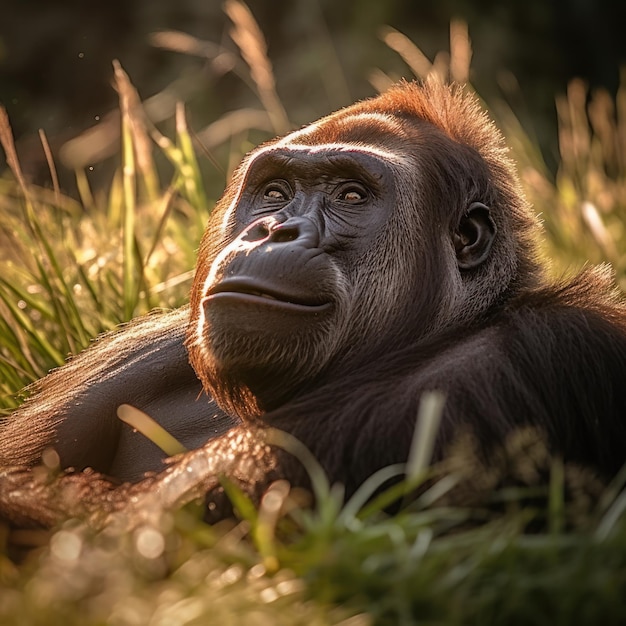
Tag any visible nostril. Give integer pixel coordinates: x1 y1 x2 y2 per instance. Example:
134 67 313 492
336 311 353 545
270 225 299 243
242 221 271 242
241 216 317 247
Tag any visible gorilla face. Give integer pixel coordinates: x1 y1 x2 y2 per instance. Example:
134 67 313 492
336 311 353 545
188 145 403 416
187 86 515 420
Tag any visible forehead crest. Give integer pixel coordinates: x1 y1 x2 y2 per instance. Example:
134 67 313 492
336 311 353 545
282 109 409 150
279 79 505 161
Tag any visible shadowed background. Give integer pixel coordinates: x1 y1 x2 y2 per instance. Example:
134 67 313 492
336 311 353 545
1 0 625 189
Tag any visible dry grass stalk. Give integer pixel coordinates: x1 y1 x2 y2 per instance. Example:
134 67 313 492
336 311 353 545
449 20 472 83
224 0 289 134
556 79 591 186
379 26 433 79
150 30 240 79
0 107 31 201
113 60 157 201
368 68 396 94
380 21 472 85
196 108 273 149
150 30 223 59
38 128 60 205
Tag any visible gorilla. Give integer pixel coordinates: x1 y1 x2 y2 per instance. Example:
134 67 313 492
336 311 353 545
1 79 626 526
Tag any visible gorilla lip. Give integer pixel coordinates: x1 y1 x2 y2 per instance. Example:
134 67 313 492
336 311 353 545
206 279 332 312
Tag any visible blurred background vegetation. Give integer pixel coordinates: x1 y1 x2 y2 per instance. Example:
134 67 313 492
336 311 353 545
2 0 626 181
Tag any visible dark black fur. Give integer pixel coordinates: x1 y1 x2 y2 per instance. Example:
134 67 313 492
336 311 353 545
1 80 625 526
261 274 626 499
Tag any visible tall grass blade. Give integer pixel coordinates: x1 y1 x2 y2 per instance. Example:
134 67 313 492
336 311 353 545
176 102 208 211
406 391 446 481
116 404 188 456
113 60 140 319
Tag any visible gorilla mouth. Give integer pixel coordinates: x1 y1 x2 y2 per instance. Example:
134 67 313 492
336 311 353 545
206 279 332 313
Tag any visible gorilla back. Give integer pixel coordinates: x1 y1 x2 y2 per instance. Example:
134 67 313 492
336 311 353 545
1 79 626 523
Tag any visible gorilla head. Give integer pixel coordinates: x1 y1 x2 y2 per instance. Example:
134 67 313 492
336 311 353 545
187 80 541 419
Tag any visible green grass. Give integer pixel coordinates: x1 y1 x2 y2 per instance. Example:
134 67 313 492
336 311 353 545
2 2 626 623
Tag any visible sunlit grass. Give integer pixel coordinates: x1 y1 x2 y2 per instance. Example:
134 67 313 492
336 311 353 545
0 68 214 411
1 1 626 624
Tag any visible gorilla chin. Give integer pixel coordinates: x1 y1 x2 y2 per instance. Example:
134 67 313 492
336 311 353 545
196 289 340 418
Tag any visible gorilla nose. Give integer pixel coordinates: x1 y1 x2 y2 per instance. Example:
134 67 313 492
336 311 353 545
243 216 320 248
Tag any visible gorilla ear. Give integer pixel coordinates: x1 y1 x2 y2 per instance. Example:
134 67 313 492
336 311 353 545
453 202 496 270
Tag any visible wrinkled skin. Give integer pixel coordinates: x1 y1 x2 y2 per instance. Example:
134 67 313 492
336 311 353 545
1 79 626 528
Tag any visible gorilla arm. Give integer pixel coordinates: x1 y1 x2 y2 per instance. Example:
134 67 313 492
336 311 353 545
0 308 236 482
0 427 276 529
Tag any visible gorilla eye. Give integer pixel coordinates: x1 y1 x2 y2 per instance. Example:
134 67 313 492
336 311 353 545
263 181 291 201
266 189 285 200
337 184 368 203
